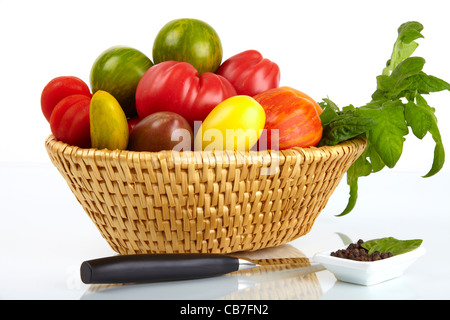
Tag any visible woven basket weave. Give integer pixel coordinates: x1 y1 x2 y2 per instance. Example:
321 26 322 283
45 135 366 254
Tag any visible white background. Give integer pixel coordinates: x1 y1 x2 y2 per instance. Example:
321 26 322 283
0 0 449 174
1 0 450 300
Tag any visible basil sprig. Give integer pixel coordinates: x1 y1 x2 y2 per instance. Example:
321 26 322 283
318 21 449 216
361 237 423 256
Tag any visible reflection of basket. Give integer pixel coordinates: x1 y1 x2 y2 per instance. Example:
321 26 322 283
45 135 366 254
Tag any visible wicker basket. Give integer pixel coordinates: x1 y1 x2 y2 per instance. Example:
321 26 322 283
45 135 366 254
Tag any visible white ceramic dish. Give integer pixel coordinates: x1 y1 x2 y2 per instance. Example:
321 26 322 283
313 246 426 286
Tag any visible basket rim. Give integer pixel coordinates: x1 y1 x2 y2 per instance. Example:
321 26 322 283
45 134 367 172
45 134 366 161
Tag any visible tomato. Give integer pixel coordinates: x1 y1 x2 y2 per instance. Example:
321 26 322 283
90 46 153 118
135 61 236 126
90 90 129 150
284 86 323 115
194 95 265 151
128 112 193 152
253 87 323 150
49 94 91 148
216 50 280 96
152 18 223 74
41 76 91 122
127 117 140 134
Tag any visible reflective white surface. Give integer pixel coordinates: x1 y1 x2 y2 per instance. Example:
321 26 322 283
1 162 449 300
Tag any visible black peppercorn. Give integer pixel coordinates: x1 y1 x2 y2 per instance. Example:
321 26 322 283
330 239 393 262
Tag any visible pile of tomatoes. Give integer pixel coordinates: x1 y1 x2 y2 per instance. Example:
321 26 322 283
41 18 323 152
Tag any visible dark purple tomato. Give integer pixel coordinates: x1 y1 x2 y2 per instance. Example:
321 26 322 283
127 112 193 152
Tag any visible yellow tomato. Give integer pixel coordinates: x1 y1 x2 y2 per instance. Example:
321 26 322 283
194 95 266 151
90 90 129 150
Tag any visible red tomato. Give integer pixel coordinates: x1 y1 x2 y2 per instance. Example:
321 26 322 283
41 76 91 122
127 117 140 134
135 61 236 126
216 50 280 96
49 94 91 148
253 87 323 150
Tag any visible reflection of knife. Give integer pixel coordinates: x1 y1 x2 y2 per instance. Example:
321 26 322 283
80 253 324 284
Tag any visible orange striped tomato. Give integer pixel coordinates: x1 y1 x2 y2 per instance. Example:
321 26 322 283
253 86 323 150
283 86 323 116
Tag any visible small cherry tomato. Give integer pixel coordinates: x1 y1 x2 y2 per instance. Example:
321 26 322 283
41 76 91 122
49 94 91 148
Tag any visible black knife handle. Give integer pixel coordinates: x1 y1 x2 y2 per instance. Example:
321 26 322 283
80 253 240 284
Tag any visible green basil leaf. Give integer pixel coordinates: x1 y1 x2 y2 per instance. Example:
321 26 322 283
390 56 425 80
383 21 424 76
425 136 445 178
361 237 423 255
319 100 339 126
319 98 340 112
338 143 375 216
357 100 408 168
318 113 376 147
405 100 432 139
337 177 359 217
378 57 426 99
414 95 446 177
318 99 376 147
321 21 447 216
371 88 386 101
367 141 385 173
410 72 450 94
397 21 424 43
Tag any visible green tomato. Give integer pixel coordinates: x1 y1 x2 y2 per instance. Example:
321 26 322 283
90 46 153 118
152 18 222 74
90 90 129 150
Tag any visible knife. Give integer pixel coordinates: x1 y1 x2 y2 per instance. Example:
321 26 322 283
80 253 323 284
